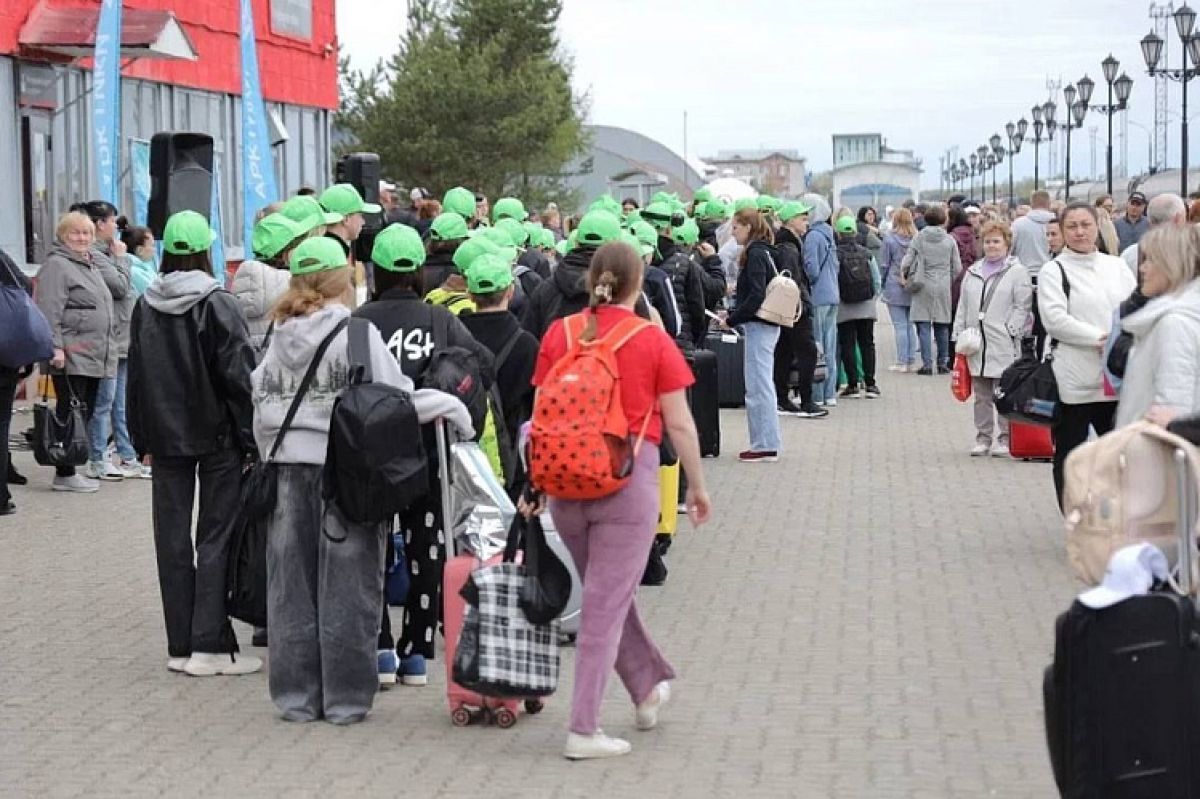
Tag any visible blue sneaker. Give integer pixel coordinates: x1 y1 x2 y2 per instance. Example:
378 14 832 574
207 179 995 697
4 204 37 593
399 654 427 686
377 649 398 688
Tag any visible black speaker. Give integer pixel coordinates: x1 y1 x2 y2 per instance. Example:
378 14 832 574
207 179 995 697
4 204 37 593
336 152 383 263
148 132 214 239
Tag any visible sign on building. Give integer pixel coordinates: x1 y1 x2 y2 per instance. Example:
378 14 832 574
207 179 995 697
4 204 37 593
270 0 312 40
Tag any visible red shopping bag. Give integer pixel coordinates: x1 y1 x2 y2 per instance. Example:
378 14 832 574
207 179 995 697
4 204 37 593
951 354 972 402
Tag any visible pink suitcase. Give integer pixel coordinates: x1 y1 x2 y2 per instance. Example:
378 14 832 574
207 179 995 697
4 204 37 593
1010 421 1054 461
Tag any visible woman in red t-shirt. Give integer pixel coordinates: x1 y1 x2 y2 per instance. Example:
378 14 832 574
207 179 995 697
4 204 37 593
528 241 713 760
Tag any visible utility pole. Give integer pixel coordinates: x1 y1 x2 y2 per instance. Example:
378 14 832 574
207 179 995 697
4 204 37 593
1047 76 1064 179
1151 2 1175 170
1090 125 1099 182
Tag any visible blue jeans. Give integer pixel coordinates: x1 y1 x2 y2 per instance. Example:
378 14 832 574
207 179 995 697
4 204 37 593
914 321 951 370
886 304 918 366
89 358 136 463
811 305 840 403
743 321 781 452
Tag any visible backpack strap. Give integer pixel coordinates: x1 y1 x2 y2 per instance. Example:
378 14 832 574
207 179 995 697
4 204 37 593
604 315 652 352
430 305 451 351
492 330 522 374
267 317 348 462
347 317 373 385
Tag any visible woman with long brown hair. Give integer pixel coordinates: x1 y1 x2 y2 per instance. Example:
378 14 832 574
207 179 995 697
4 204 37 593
529 240 711 759
725 208 783 462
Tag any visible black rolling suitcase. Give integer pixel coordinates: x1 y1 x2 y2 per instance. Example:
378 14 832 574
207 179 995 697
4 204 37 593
690 349 720 457
1043 447 1200 798
706 332 745 408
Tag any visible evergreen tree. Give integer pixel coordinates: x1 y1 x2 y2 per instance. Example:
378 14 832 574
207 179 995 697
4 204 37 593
337 0 586 209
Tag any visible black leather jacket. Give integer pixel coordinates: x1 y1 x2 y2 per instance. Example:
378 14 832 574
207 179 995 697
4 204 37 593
127 290 256 458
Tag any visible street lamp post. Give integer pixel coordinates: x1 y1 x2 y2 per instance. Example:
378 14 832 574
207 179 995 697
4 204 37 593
1005 119 1026 206
1092 55 1134 195
969 153 978 199
989 132 1004 204
1029 102 1057 191
977 145 989 203
1062 80 1090 200
1142 4 1200 197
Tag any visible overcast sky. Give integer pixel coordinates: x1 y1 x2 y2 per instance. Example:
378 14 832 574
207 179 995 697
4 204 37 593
337 0 1190 189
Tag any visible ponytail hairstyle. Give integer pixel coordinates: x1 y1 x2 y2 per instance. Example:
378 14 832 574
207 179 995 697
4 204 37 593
579 240 644 342
119 224 153 255
734 208 773 268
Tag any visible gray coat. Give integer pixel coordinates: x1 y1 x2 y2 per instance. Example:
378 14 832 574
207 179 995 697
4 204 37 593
901 225 962 324
34 244 125 378
94 242 134 357
951 257 1032 378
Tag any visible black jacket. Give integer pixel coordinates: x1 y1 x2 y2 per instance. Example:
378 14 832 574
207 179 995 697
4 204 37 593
352 287 492 382
698 221 720 251
727 240 779 328
518 247 552 280
1 248 34 385
522 247 594 340
459 311 539 445
773 226 813 309
422 248 458 295
654 238 707 351
127 289 255 458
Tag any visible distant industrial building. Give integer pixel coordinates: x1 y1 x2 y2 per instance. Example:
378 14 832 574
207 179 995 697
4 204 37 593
701 148 807 198
830 133 922 212
560 124 705 211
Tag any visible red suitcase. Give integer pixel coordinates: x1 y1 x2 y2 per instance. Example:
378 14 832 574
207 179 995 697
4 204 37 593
1010 421 1054 461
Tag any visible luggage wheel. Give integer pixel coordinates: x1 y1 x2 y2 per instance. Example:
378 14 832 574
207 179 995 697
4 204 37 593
493 707 518 728
450 707 475 727
524 699 544 715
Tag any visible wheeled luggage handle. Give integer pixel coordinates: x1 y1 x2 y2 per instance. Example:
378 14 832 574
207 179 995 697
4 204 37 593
1174 448 1197 598
435 418 456 559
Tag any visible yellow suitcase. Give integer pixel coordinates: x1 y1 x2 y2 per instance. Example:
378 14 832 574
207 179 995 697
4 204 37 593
657 463 679 535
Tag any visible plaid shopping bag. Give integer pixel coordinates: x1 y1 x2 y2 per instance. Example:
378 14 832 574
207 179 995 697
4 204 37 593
453 562 560 698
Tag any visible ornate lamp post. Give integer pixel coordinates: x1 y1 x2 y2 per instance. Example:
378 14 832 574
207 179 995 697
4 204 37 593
1061 80 1091 200
1091 54 1134 195
969 152 978 199
1004 119 1025 206
1142 5 1200 196
1029 101 1057 191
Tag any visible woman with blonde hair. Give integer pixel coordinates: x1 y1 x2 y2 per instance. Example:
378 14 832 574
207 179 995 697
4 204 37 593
1116 224 1200 427
251 236 471 724
881 207 918 370
33 210 128 492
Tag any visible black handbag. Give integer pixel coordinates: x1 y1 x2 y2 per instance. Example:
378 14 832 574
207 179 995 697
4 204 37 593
503 510 572 625
995 262 1070 428
31 377 89 467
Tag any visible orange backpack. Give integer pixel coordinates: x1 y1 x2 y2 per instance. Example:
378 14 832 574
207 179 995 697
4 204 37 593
529 312 652 500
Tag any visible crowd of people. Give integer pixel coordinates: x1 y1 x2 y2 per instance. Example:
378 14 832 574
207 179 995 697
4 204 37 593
1 170 1192 759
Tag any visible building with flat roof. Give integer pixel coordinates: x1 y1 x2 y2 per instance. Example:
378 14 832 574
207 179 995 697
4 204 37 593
702 148 807 198
830 133 922 213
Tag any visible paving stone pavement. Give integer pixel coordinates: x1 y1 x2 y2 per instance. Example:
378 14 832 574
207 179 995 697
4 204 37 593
0 320 1077 798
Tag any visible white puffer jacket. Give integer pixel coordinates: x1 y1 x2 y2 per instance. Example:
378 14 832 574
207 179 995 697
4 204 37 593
230 259 291 349
1116 279 1200 427
1037 249 1136 405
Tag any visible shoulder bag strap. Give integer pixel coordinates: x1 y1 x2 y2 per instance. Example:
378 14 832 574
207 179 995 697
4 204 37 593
492 331 522 374
347 317 374 385
978 265 1014 315
267 317 349 462
260 320 275 353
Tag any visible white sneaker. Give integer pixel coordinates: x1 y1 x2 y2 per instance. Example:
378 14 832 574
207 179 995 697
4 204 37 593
563 731 632 760
991 444 1011 459
824 398 838 408
183 652 263 677
635 681 671 731
117 459 150 479
970 443 990 457
85 460 124 481
52 474 100 493
167 657 189 673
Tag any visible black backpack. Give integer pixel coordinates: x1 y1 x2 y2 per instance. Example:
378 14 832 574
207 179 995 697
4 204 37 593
323 317 428 526
836 240 873 303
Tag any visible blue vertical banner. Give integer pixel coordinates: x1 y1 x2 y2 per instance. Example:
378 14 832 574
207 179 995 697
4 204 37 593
240 0 279 252
210 153 227 286
129 139 151 226
92 0 122 204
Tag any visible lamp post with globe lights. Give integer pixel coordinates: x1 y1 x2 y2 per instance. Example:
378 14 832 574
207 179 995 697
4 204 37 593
1061 79 1091 200
1029 102 1057 191
1003 119 1026 207
1142 4 1200 196
1090 54 1134 195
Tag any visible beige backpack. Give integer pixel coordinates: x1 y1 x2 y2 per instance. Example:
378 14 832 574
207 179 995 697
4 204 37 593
755 255 802 328
1063 421 1200 585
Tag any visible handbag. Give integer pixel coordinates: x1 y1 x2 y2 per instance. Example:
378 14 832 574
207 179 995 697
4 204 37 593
0 255 53 370
31 377 88 468
507 511 573 625
452 515 560 698
955 264 1013 357
996 261 1069 427
755 255 802 328
951 354 972 402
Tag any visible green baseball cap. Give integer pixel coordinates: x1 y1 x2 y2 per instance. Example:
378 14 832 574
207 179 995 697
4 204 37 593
454 235 502 274
492 197 526 223
371 223 426 273
734 197 759 212
289 236 349 275
589 194 622 216
693 187 713 205
163 211 216 255
834 216 858 235
700 199 730 221
641 201 677 231
631 221 658 257
777 200 813 223
474 226 519 262
319 183 381 216
576 209 622 247
533 228 556 249
495 217 529 246
523 220 543 239
443 186 476 219
252 213 308 259
620 231 651 258
555 238 571 256
756 195 781 212
281 195 342 228
466 252 515 294
429 211 469 242
672 218 700 246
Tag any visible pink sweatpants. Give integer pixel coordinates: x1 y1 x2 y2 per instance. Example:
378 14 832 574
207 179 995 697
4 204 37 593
548 444 676 735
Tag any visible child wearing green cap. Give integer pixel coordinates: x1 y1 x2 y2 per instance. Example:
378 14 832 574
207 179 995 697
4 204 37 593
127 210 261 677
252 235 473 719
232 212 321 352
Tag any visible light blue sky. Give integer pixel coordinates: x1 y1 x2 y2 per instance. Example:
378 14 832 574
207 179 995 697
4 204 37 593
337 0 1192 187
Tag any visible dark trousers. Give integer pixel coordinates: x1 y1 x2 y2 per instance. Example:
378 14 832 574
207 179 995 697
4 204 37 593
152 448 242 657
379 530 395 652
837 319 878 388
50 374 100 477
773 310 818 405
0 377 15 506
1051 401 1117 510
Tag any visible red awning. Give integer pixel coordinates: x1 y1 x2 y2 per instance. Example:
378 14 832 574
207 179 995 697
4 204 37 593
18 3 198 61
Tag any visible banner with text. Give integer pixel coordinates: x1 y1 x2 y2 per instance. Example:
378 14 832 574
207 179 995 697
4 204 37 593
92 0 122 204
239 0 279 252
129 139 151 226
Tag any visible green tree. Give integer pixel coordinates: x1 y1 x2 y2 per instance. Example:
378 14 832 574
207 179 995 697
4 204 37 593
337 0 586 209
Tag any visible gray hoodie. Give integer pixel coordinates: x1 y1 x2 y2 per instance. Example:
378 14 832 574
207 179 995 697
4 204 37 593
251 305 473 465
1011 208 1055 276
143 270 222 315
